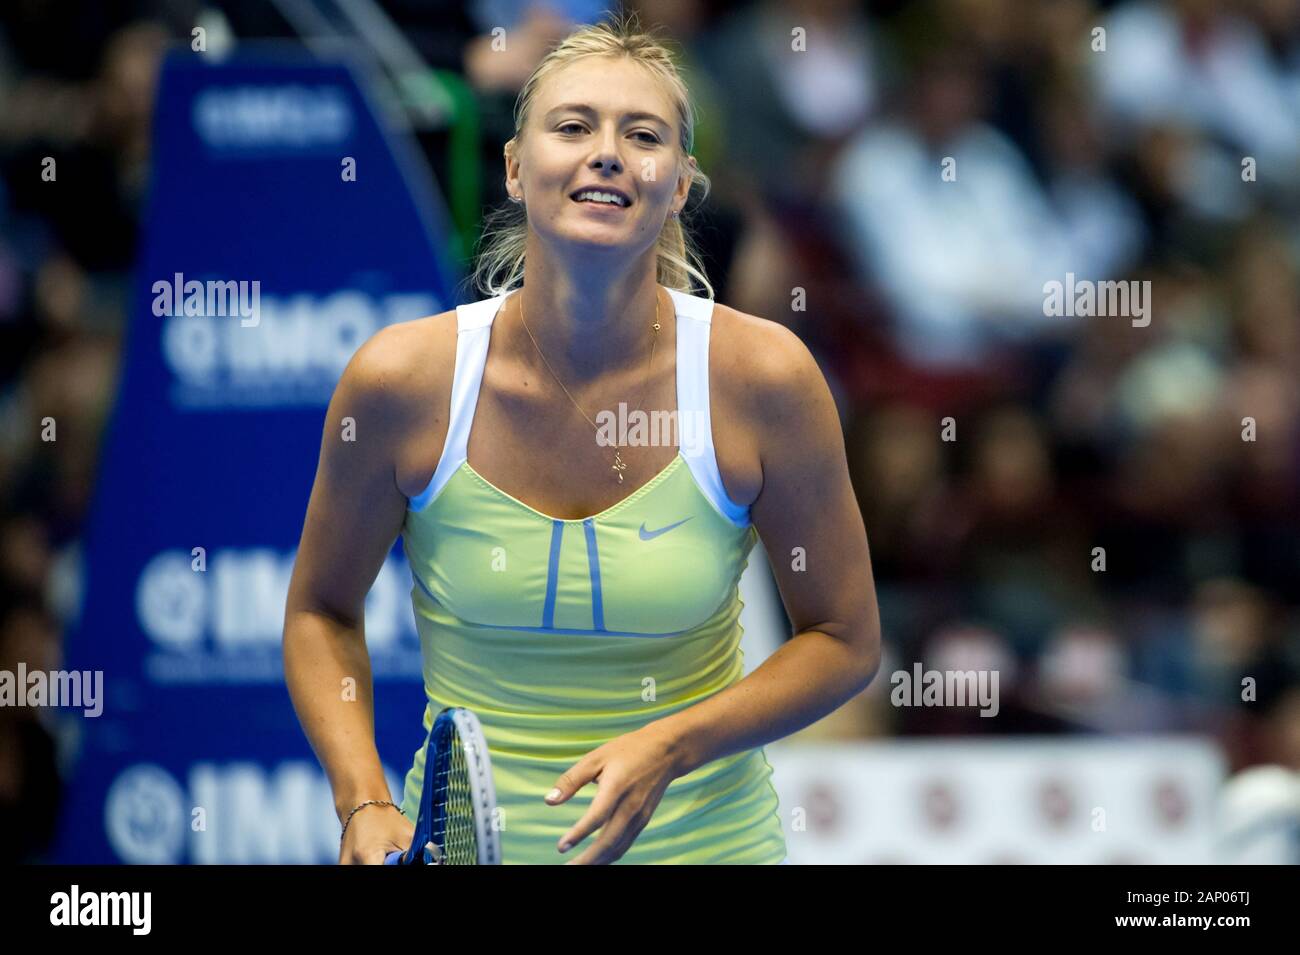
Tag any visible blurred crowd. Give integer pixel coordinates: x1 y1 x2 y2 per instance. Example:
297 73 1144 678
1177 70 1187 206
1 0 1298 862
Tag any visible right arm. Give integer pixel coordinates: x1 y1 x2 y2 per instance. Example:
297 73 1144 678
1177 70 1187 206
282 324 420 863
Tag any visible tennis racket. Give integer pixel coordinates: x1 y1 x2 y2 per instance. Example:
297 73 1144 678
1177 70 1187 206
385 706 500 865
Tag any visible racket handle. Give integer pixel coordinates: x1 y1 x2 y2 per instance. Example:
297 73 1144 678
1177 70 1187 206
384 850 403 865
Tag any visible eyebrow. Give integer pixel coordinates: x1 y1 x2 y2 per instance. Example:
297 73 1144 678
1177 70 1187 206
544 103 671 131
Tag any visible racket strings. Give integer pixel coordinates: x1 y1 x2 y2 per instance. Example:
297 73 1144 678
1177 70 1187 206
431 728 480 865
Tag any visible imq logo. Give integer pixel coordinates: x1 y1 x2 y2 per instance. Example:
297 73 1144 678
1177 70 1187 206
134 549 420 684
103 761 404 864
160 290 436 408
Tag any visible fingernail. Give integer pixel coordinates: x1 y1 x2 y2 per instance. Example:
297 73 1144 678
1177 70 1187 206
558 841 571 853
545 788 562 802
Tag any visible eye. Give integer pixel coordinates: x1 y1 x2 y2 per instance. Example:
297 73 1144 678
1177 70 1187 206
634 131 662 144
558 122 586 135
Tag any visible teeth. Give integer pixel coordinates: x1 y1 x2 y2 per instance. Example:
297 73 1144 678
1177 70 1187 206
575 190 627 206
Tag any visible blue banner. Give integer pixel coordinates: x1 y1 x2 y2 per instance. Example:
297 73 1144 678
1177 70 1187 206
48 47 460 863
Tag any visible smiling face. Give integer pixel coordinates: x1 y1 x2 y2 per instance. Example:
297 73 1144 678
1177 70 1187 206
506 55 695 257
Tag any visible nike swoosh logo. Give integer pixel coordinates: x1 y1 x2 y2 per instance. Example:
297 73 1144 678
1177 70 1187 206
638 517 693 541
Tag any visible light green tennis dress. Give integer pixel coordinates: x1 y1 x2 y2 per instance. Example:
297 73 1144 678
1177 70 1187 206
399 286 787 864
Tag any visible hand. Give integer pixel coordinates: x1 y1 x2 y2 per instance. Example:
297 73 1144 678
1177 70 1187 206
545 723 685 865
338 802 414 865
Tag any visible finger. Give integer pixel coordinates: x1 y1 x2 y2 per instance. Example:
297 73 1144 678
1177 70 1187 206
545 758 600 806
558 780 624 853
340 836 365 864
391 839 414 864
367 837 403 864
565 802 643 865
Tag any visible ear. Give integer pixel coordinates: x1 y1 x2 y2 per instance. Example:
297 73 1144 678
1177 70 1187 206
504 138 521 192
677 154 696 203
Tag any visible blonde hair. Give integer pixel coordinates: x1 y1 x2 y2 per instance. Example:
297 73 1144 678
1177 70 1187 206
470 12 715 300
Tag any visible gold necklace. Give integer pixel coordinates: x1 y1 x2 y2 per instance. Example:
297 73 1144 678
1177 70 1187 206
517 288 662 483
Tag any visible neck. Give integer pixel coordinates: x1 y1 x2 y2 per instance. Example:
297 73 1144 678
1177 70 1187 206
511 256 666 385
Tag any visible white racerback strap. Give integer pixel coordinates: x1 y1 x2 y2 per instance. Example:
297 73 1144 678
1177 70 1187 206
409 286 750 527
408 292 507 511
666 287 750 527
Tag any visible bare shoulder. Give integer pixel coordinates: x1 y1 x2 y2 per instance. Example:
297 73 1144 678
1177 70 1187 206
704 302 833 503
336 309 460 499
709 302 825 418
337 309 458 428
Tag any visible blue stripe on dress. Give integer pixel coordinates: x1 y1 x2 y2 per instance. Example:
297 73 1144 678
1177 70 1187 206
582 518 604 631
542 520 564 628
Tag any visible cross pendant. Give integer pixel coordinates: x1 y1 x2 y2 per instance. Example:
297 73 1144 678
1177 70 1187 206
612 449 627 483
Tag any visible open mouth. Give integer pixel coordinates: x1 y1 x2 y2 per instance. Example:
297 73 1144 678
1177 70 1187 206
570 187 632 208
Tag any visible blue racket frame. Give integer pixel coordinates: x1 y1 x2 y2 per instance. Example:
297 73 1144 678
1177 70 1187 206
385 707 455 865
384 706 499 865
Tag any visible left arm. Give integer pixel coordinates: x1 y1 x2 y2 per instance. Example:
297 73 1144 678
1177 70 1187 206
652 320 882 774
548 319 882 863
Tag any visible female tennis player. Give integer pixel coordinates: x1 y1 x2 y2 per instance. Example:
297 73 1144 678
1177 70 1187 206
284 15 881 865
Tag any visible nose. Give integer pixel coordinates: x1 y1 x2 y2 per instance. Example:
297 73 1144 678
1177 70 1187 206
588 126 624 174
